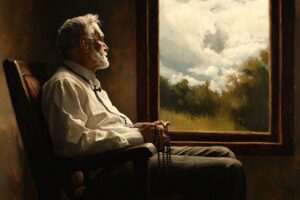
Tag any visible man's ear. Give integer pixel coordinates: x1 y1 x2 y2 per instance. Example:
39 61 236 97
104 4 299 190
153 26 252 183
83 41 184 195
79 36 90 53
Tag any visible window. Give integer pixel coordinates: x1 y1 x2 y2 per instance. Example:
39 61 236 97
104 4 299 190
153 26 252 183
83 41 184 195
159 0 270 133
136 0 294 154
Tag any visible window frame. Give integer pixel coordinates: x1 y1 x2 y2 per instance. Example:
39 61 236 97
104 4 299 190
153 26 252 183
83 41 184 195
136 0 294 155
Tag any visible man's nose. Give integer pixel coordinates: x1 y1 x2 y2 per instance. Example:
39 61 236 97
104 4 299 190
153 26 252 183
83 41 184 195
103 43 109 52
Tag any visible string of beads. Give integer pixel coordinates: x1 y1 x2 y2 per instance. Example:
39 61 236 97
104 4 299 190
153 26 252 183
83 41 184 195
153 125 171 178
92 86 128 125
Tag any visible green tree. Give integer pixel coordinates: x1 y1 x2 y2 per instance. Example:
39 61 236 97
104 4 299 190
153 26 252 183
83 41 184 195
160 76 220 117
223 49 269 131
160 76 173 109
185 81 220 116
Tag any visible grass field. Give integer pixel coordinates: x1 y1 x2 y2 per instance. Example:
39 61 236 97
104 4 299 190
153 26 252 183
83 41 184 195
159 108 243 131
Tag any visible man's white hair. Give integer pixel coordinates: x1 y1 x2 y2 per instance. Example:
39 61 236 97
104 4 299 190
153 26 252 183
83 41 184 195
57 14 100 58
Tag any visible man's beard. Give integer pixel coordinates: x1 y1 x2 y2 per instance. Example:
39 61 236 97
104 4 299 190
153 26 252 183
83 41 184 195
91 49 109 70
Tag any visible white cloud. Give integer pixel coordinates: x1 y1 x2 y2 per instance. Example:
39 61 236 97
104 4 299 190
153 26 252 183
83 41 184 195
160 61 178 78
160 0 269 92
170 72 205 86
223 43 266 66
209 80 222 93
205 66 219 77
188 65 219 77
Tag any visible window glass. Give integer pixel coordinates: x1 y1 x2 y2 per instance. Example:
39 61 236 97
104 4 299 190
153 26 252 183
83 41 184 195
159 0 269 132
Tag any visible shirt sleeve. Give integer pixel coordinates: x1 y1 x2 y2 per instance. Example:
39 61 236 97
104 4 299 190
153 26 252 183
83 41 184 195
42 79 134 157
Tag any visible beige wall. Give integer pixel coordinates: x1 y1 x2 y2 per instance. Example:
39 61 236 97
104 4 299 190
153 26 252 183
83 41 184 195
0 0 299 199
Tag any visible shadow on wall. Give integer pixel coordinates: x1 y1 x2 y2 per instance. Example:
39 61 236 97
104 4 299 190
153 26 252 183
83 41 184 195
0 113 38 199
0 0 39 198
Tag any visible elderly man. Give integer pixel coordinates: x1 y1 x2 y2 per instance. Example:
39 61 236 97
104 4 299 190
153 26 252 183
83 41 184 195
42 14 246 199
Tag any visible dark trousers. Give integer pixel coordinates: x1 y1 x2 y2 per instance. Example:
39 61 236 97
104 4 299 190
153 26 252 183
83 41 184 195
149 146 246 200
85 146 246 200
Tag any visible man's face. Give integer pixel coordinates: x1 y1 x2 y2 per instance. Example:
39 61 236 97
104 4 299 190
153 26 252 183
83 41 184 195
86 23 109 71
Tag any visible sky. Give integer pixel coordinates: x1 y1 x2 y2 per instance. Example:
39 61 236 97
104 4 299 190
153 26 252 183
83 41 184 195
159 0 269 93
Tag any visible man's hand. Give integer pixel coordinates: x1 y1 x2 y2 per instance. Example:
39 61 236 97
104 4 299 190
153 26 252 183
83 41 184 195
133 120 170 132
133 120 170 144
154 120 170 130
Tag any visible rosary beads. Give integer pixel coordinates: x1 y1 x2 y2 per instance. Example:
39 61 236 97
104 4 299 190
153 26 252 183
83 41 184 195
154 125 171 178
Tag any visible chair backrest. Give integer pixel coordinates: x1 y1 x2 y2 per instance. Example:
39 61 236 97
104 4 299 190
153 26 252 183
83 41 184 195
3 59 83 199
3 59 53 162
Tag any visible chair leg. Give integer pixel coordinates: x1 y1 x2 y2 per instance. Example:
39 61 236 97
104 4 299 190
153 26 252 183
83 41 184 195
133 159 149 200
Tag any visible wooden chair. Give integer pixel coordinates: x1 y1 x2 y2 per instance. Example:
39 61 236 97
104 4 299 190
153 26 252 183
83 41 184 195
3 58 156 200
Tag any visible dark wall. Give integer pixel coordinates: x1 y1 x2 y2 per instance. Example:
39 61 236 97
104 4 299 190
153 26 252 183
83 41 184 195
238 2 300 199
0 0 136 199
0 0 137 120
0 0 300 200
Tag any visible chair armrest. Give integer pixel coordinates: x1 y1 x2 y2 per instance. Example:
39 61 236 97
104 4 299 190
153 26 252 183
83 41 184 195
53 143 157 171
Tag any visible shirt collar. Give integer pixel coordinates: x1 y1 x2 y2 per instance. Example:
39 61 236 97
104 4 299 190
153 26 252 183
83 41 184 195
63 60 101 88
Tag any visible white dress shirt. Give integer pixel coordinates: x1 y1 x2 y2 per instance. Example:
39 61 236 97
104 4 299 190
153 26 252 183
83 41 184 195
42 60 144 157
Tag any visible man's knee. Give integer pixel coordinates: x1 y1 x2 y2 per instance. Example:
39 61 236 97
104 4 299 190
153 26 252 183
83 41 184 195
211 146 236 158
227 158 243 172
